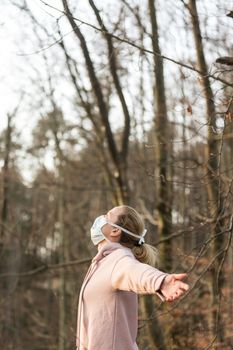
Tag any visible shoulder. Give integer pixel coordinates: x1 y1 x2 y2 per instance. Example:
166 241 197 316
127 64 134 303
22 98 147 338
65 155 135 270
111 244 135 260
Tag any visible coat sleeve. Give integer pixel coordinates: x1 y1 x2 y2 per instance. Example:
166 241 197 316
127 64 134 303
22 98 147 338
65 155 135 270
110 254 168 300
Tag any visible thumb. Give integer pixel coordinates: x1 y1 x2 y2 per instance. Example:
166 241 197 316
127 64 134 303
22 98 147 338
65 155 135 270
173 273 188 281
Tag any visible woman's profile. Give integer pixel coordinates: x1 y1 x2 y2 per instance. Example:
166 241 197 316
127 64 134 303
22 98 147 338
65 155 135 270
76 205 189 350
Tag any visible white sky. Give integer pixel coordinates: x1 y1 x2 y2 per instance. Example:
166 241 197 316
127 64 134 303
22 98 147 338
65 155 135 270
0 0 232 182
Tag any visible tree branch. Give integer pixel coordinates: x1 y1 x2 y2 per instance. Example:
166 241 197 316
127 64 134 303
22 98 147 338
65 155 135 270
0 257 92 278
34 0 233 87
62 0 119 167
89 0 130 159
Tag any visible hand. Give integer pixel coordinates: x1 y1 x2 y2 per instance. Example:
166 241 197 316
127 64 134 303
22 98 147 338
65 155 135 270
160 273 189 302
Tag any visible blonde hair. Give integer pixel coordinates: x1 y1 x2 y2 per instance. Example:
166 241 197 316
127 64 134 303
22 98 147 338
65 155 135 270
115 205 158 267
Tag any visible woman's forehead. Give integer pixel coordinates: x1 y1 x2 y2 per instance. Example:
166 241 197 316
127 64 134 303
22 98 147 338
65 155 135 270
107 206 124 219
108 206 124 215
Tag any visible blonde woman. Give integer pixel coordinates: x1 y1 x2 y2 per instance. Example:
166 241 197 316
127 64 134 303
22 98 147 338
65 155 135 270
76 205 189 350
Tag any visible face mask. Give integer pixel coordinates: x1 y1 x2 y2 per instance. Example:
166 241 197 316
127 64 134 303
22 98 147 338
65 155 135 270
90 215 147 246
90 215 109 246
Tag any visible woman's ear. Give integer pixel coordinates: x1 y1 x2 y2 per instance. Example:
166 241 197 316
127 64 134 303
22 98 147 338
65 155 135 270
110 227 121 238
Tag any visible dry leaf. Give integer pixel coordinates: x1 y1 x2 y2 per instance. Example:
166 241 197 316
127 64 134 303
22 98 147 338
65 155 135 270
187 105 193 114
227 11 233 18
226 112 233 122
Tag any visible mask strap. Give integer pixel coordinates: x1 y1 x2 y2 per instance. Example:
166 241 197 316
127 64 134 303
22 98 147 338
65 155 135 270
138 229 147 245
106 221 147 245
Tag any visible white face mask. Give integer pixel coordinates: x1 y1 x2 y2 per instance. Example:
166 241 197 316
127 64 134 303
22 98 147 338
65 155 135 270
90 215 110 246
90 215 147 246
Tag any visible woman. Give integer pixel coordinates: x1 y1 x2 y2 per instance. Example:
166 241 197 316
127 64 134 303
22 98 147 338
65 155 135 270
76 205 189 350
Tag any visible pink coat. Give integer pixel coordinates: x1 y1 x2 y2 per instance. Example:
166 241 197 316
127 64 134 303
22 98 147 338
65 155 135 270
76 242 168 350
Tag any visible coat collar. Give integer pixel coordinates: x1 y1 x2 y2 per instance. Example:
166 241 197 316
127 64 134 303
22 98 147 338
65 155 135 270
92 242 131 262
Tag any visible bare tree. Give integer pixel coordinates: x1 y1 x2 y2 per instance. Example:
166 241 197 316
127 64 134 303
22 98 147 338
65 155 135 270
148 0 173 271
62 0 131 205
187 0 227 346
1 114 12 239
0 105 22 349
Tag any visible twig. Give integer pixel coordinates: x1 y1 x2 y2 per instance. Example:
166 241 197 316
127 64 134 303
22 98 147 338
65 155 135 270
0 257 92 278
20 0 232 87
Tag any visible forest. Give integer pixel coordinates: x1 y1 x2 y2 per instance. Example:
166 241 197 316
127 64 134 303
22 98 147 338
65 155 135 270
0 0 233 349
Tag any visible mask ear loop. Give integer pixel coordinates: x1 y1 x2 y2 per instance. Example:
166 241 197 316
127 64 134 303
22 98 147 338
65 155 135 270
138 229 147 245
107 220 147 245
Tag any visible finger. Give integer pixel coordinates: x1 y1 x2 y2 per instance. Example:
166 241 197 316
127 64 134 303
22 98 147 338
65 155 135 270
175 290 183 298
179 282 189 291
175 287 188 299
166 291 180 302
168 288 186 301
166 296 174 302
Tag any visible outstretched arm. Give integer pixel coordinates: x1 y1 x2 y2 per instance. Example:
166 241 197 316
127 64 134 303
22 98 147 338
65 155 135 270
159 273 189 302
111 254 189 301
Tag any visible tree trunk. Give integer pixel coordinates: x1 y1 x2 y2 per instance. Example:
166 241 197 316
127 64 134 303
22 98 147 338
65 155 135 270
50 107 69 350
1 113 21 348
144 295 167 350
1 114 12 239
148 0 173 271
62 0 131 205
147 1 172 349
188 0 225 346
58 183 67 350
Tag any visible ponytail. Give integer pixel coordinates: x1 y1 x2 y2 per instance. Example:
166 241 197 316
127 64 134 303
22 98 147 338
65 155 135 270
132 243 158 267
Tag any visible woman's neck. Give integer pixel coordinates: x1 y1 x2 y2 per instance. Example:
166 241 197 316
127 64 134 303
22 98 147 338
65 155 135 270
97 240 108 251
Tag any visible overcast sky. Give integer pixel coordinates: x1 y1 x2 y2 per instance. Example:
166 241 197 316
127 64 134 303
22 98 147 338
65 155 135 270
0 0 232 181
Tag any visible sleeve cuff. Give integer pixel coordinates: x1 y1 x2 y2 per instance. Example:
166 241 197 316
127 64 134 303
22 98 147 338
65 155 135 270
155 273 169 301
